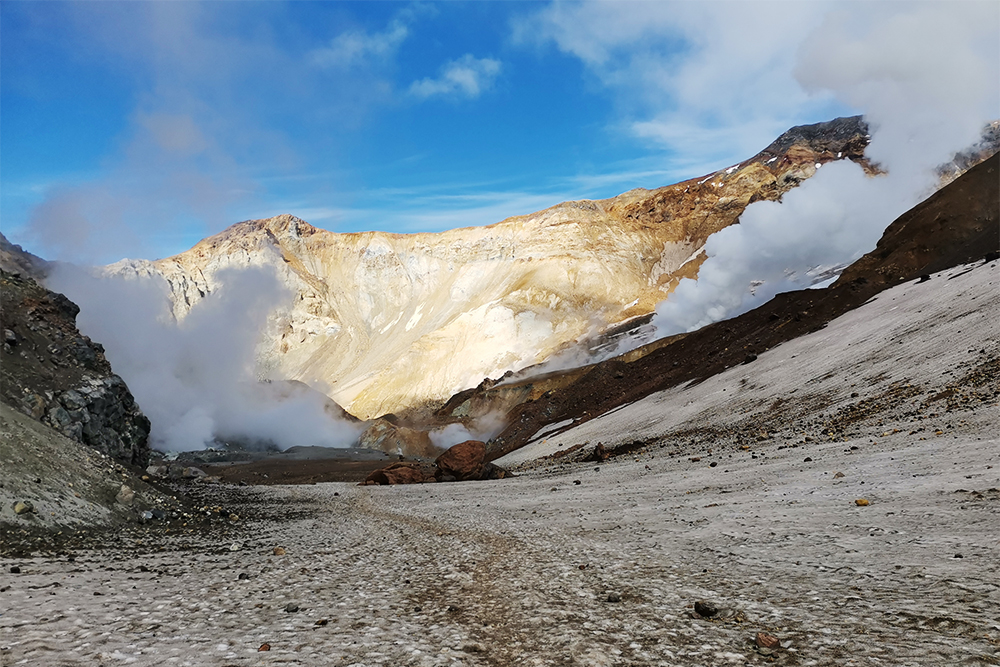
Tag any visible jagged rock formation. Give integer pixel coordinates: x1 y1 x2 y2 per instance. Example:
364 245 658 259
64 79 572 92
0 270 151 467
107 117 872 420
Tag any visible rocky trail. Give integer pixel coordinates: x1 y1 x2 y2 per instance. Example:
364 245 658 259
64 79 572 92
2 258 1000 666
2 416 998 666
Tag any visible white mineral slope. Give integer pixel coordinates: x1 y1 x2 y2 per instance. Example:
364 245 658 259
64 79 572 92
1 263 996 666
106 211 705 421
102 133 847 421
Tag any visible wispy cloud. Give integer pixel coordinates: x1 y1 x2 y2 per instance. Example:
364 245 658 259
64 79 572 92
516 1 851 169
409 54 502 99
310 19 409 69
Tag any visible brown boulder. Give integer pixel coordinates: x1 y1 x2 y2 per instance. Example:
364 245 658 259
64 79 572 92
435 440 488 481
363 462 437 486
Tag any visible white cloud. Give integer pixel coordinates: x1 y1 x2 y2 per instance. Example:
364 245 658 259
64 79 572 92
518 1 849 172
409 54 502 99
650 1 999 338
310 19 409 69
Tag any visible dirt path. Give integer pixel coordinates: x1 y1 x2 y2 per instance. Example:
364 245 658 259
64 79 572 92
2 435 999 667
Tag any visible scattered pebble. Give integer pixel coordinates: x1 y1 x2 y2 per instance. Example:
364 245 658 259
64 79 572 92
13 500 34 515
694 601 718 618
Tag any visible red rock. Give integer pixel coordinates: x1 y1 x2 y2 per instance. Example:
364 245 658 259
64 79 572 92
755 632 780 649
363 462 437 486
435 440 487 481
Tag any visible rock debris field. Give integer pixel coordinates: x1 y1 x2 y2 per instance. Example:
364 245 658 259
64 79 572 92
1 261 998 667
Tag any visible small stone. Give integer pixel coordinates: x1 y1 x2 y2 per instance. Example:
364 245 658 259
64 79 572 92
258 643 271 652
116 485 135 507
954 553 964 559
833 471 845 479
804 457 813 462
284 603 299 613
694 601 718 617
138 510 154 523
229 542 242 552
607 593 621 603
273 546 286 556
315 619 329 626
573 480 581 485
13 500 34 515
238 572 250 580
855 498 870 506
9 566 20 574
709 461 718 468
755 632 780 650
414 606 422 612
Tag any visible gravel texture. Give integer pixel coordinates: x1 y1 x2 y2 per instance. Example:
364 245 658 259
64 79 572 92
1 263 997 666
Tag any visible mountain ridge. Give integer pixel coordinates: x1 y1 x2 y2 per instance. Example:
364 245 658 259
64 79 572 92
105 117 873 420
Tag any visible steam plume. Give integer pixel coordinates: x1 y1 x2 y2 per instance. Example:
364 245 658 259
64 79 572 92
46 265 362 452
652 2 999 337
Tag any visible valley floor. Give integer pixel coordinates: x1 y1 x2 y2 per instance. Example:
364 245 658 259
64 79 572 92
1 262 998 667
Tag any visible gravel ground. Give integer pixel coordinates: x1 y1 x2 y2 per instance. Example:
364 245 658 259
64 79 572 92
1 262 997 667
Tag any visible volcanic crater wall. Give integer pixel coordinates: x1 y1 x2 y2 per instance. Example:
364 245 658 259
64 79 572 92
107 118 871 420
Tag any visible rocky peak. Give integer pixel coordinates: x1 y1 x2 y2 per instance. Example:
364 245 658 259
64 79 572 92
107 118 876 421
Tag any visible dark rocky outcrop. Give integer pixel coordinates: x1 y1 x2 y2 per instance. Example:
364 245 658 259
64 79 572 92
0 232 48 281
363 462 438 485
362 440 511 485
0 270 151 467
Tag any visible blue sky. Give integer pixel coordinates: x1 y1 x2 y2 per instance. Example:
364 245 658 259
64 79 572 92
0 1 941 264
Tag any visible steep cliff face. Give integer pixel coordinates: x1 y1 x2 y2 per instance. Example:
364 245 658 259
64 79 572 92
0 270 152 467
108 117 871 420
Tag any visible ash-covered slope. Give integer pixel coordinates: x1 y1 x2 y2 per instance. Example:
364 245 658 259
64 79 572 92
108 117 871 420
482 151 999 460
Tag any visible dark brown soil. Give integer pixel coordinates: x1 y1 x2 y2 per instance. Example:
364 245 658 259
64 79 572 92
200 458 391 485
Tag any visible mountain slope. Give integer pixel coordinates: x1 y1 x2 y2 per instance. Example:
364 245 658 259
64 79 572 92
481 151 999 459
108 118 871 420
